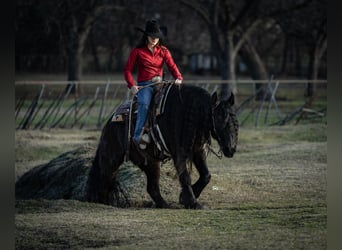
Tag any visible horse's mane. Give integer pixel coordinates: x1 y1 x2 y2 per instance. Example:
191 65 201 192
161 84 212 158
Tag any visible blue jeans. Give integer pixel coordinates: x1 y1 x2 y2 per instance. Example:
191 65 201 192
133 81 154 142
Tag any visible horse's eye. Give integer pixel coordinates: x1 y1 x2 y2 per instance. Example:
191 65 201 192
223 113 230 125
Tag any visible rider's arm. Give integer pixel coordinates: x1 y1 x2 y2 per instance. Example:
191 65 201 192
124 48 138 89
162 47 183 81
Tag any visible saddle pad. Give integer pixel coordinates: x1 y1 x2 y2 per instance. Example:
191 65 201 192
111 101 131 122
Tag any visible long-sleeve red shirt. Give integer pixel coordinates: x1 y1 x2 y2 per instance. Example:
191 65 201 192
124 45 183 88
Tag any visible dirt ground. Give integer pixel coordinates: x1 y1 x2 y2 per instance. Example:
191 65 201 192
15 123 327 249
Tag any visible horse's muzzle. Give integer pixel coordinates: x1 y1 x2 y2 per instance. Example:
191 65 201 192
222 147 236 158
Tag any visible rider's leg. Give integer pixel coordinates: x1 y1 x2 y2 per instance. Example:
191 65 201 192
133 82 154 143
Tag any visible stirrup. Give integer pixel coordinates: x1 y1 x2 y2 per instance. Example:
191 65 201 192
141 133 151 144
133 138 147 150
138 141 147 150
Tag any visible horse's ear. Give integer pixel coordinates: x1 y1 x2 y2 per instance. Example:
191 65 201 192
228 92 235 105
221 92 235 105
211 91 219 108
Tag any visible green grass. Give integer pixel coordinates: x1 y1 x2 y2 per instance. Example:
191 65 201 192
15 200 326 249
15 123 327 249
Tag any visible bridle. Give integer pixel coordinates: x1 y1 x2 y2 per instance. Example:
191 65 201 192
210 102 225 158
210 101 237 158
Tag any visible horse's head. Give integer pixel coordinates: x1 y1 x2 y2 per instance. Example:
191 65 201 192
211 92 239 158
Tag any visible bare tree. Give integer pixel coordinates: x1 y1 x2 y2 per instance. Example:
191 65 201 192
16 0 126 93
263 0 327 96
175 0 266 99
57 1 126 93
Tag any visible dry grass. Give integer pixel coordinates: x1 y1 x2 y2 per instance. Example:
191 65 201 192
15 123 327 249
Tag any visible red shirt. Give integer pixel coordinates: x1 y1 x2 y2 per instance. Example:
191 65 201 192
124 45 183 88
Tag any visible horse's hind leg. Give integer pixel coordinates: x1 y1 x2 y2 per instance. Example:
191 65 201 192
140 161 169 208
192 150 211 199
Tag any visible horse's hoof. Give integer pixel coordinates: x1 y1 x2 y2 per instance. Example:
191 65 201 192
156 202 170 209
192 202 203 209
184 202 203 209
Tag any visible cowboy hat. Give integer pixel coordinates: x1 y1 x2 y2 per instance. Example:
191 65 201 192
136 19 164 39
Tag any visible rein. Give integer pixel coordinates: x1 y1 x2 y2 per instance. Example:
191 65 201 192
126 79 176 159
138 79 175 90
209 113 223 159
210 102 226 159
209 145 223 159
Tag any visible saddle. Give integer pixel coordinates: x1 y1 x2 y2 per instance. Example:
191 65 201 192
111 83 174 161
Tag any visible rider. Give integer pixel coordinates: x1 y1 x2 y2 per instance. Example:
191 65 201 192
124 19 183 149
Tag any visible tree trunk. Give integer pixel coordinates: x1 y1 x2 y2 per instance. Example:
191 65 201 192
219 34 235 101
90 30 101 72
228 34 237 96
306 33 327 97
76 25 92 95
279 36 288 75
208 24 232 100
295 40 302 77
66 15 93 95
66 16 79 94
306 46 315 97
240 42 269 100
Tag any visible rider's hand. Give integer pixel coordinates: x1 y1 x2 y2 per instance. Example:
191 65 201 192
175 79 182 85
130 85 139 95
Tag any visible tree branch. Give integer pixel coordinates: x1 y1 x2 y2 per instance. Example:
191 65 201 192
176 0 210 24
231 0 260 29
233 19 263 56
268 0 313 18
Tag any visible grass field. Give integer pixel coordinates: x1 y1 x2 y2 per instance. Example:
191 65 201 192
15 123 327 249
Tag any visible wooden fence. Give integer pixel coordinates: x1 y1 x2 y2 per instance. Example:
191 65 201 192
15 79 327 130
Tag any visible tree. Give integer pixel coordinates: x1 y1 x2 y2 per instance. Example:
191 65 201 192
176 0 305 100
15 0 65 72
16 0 127 93
175 0 265 100
54 0 126 93
176 0 324 100
271 0 327 96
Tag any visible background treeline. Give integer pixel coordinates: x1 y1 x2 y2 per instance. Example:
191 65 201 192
15 0 326 96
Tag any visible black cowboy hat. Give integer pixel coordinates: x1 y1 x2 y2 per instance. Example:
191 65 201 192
136 19 164 39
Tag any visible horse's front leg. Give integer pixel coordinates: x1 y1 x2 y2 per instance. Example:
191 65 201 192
140 161 169 208
176 160 202 209
192 150 211 199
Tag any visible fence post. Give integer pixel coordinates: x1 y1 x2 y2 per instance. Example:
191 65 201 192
80 87 100 129
49 82 74 128
21 84 45 129
97 80 110 128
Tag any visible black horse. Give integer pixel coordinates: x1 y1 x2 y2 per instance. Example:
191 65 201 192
86 83 238 209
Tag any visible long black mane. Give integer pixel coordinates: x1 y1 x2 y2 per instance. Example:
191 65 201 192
156 84 212 159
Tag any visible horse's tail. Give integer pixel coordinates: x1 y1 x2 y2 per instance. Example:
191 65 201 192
85 119 128 206
85 147 101 203
85 145 117 205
